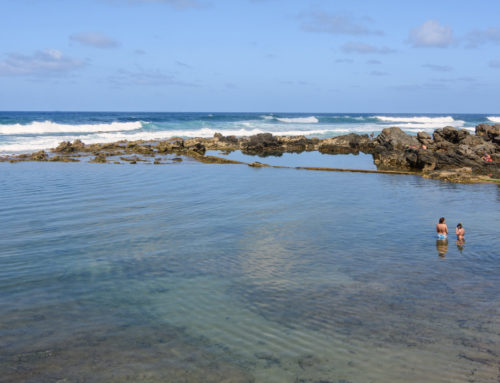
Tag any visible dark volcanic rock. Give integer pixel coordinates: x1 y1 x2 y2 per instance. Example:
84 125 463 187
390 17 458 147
278 135 314 153
185 142 206 155
417 131 434 148
241 133 282 156
31 150 48 161
52 140 86 153
376 127 419 151
433 126 469 145
319 133 373 154
476 124 500 143
90 153 107 163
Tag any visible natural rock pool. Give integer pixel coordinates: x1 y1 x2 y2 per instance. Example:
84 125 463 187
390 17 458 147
1 161 499 382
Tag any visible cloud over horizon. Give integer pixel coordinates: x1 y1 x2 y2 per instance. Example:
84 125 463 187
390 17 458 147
0 49 84 77
408 20 454 48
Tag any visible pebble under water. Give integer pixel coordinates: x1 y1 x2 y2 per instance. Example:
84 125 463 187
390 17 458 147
0 159 499 383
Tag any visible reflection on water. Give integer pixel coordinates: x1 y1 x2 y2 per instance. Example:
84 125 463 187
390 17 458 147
457 239 466 253
0 162 499 382
205 150 377 170
436 239 449 257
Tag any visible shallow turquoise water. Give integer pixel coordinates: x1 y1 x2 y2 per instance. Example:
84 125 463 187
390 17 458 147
0 161 499 382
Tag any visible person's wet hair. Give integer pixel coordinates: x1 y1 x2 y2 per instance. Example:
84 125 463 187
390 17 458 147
439 217 445 223
457 223 462 229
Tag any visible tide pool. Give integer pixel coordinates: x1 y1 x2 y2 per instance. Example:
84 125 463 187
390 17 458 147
0 161 499 382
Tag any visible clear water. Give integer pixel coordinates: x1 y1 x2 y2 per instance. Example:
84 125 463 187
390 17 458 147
0 161 499 382
205 150 377 170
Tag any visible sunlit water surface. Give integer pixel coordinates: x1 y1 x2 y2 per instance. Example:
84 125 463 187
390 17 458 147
0 160 499 383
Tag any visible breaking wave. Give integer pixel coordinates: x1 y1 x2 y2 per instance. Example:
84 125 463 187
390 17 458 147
0 121 143 135
487 116 500 123
0 127 336 154
275 116 319 123
374 116 464 129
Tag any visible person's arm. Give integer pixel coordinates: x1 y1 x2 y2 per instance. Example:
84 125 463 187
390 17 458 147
436 224 439 233
445 225 448 234
456 227 459 235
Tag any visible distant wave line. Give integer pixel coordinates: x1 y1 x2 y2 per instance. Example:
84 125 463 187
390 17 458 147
0 121 144 135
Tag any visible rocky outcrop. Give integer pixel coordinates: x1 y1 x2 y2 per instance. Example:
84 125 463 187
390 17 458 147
476 124 500 144
3 124 499 183
319 133 374 154
376 127 419 151
373 125 499 181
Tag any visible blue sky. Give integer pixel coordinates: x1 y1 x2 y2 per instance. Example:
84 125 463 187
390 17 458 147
1 0 499 112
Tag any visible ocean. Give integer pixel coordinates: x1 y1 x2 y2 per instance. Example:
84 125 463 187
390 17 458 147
1 112 499 382
1 111 499 154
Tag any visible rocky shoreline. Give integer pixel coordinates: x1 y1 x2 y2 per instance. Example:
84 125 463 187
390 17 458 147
2 124 499 184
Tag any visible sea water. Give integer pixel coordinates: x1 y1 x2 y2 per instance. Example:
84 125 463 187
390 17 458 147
1 111 499 154
0 160 499 382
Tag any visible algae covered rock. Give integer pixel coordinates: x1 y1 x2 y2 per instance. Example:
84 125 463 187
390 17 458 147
90 153 107 163
31 151 48 161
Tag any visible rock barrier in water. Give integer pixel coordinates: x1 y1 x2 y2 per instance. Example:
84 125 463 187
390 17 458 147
2 124 499 184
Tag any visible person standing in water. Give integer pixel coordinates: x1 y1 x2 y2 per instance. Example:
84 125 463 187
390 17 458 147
436 217 448 239
456 223 465 240
456 222 466 250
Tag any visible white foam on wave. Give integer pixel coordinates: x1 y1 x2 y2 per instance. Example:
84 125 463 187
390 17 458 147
275 116 319 123
374 116 456 124
487 116 500 123
0 121 143 135
0 127 337 154
374 115 464 128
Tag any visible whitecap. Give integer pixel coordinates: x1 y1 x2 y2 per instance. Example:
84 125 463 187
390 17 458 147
486 116 500 123
373 116 464 129
0 120 143 135
275 116 319 123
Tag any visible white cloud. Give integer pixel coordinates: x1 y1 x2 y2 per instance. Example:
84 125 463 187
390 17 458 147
408 20 454 48
341 42 395 54
0 49 84 76
422 64 453 72
70 32 120 48
300 11 382 35
465 27 500 48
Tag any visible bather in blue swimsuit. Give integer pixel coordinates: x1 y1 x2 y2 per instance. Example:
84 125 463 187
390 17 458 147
437 234 448 240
